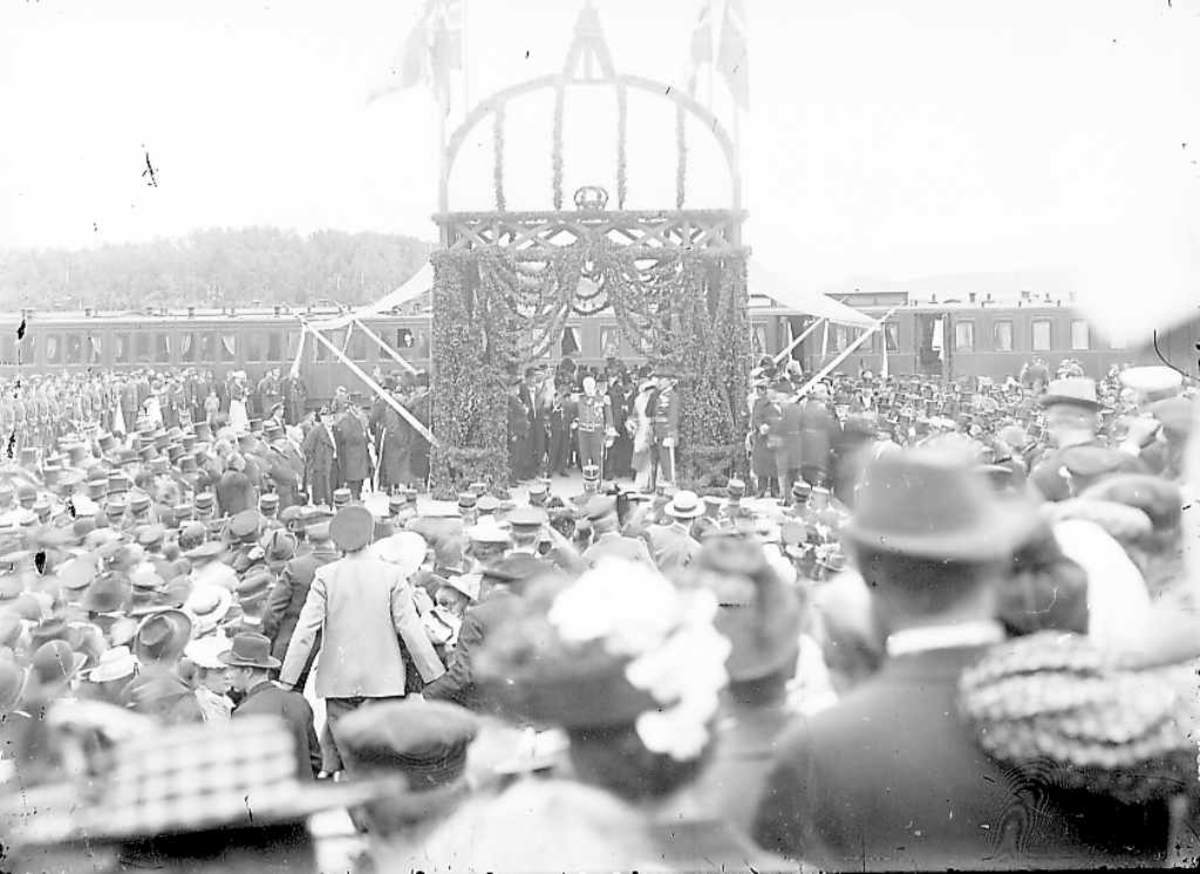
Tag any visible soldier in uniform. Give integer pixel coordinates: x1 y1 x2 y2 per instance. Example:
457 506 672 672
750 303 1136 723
650 368 681 490
574 375 614 475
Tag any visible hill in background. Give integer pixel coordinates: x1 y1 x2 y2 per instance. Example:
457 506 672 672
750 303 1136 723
0 227 434 311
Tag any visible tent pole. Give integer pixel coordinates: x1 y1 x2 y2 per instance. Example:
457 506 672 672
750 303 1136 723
792 306 900 400
773 317 824 366
351 316 419 375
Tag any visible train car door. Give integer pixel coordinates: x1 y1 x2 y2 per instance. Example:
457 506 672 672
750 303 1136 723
915 312 952 379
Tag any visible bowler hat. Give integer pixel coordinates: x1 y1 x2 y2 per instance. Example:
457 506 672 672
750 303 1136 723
228 509 260 542
331 505 374 552
843 447 1037 562
218 632 281 669
31 639 87 689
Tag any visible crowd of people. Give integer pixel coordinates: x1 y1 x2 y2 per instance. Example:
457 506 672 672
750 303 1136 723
1 352 1198 872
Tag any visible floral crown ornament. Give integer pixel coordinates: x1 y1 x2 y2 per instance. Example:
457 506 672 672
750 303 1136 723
546 560 730 762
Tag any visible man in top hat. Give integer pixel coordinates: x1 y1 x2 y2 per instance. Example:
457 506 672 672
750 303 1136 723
1028 377 1145 501
334 402 371 501
646 489 704 575
264 420 304 511
648 368 681 490
279 505 444 774
222 632 321 779
753 447 1168 870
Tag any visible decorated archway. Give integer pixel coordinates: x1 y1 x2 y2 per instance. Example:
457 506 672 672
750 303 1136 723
429 4 750 495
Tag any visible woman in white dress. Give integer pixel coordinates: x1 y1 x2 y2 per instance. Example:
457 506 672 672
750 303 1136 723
630 378 655 492
227 372 250 434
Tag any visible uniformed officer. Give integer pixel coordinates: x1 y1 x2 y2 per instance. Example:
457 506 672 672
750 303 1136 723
574 375 614 473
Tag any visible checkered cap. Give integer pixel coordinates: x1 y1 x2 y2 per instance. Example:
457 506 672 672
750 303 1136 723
5 715 395 847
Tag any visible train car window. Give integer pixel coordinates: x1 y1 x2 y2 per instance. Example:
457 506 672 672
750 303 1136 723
200 333 217 362
267 331 283 362
88 335 102 364
65 334 83 365
395 327 415 350
561 327 581 357
954 321 975 352
1 334 14 365
832 326 850 352
154 333 171 363
993 321 1014 352
46 335 62 365
180 333 195 362
220 333 237 362
114 333 130 364
1032 319 1052 351
1070 320 1090 351
134 333 152 363
286 330 300 362
244 331 264 362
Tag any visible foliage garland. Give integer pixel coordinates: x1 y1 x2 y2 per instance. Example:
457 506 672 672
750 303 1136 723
551 83 565 211
493 106 506 212
675 103 687 209
616 84 628 210
429 242 750 495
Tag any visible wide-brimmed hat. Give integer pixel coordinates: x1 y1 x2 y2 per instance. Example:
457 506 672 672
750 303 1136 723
85 645 139 683
81 572 132 615
331 505 374 552
371 531 428 579
218 632 280 669
133 609 193 664
843 447 1038 562
185 634 232 670
30 639 88 690
1040 378 1102 411
439 572 482 603
665 490 704 520
183 585 234 634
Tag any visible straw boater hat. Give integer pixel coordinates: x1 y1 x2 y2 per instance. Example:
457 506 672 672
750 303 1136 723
218 632 280 670
665 490 704 520
85 645 139 684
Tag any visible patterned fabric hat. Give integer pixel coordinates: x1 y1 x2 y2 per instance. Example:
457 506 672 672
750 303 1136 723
1 714 399 848
959 631 1199 805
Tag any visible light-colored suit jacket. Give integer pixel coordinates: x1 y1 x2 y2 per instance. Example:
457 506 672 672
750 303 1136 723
280 552 444 698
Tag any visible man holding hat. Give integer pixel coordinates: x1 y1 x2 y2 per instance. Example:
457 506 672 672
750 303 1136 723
279 505 444 774
222 632 321 779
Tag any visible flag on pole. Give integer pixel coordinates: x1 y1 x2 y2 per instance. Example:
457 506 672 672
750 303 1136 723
717 0 749 109
369 0 463 115
685 0 714 97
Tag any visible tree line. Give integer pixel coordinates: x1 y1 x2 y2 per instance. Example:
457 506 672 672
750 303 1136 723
0 227 434 311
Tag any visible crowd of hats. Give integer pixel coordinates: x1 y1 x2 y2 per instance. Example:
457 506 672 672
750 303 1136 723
0 357 1196 865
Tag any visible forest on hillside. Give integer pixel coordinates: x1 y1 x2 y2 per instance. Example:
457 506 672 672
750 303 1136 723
0 228 434 311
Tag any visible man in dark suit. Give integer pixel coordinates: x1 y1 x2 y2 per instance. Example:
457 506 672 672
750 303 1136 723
222 632 321 780
334 405 370 500
752 448 1171 871
424 553 547 713
262 520 339 691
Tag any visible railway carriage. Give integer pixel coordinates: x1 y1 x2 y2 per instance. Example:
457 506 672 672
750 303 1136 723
2 290 1196 405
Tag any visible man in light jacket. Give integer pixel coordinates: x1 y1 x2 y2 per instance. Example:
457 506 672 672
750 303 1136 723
279 505 444 773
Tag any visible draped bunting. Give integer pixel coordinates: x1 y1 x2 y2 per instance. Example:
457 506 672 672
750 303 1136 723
429 242 751 495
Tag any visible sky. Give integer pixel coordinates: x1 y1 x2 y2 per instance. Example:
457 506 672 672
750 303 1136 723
1 0 1198 338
